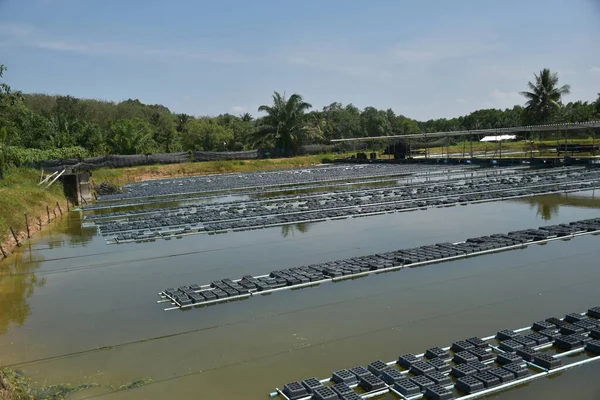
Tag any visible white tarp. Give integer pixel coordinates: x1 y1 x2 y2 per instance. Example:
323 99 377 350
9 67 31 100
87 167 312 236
480 135 517 142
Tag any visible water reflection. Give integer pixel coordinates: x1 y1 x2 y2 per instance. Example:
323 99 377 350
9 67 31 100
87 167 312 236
513 191 600 221
281 223 312 238
46 212 95 249
0 244 45 334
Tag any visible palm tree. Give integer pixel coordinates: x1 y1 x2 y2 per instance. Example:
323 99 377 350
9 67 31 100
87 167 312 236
520 68 571 124
255 91 313 156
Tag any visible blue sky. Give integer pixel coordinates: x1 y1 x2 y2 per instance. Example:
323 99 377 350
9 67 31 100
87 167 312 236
1 0 599 121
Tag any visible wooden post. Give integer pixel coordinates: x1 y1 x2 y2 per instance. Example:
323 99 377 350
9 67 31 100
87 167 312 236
53 208 57 220
46 205 51 223
66 198 70 212
0 245 7 258
24 213 30 238
57 202 63 216
10 227 20 247
38 217 42 230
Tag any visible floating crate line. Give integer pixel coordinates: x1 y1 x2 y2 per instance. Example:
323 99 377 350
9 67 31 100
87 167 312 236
158 219 600 311
106 180 600 244
269 309 600 400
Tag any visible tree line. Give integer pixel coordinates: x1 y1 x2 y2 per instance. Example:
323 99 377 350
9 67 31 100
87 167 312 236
1 64 600 162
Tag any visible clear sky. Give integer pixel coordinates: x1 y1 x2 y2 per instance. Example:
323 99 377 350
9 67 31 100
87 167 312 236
1 0 599 121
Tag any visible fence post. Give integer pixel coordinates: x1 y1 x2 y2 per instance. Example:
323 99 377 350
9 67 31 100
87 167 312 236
0 245 7 258
66 198 70 212
46 205 51 224
10 227 21 247
24 213 30 238
57 202 63 216
53 208 57 220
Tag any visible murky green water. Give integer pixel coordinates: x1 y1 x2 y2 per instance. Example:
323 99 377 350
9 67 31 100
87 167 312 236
1 190 599 399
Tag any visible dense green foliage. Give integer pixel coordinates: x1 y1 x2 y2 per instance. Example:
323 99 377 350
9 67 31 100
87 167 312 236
520 68 571 124
1 63 600 162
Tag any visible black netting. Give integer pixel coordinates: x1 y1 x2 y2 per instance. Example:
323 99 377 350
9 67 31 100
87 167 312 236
28 151 259 172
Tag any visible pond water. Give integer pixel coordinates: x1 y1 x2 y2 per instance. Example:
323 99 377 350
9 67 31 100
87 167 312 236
0 190 599 399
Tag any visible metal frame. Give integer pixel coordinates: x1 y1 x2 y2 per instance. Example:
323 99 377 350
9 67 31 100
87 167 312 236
330 121 600 143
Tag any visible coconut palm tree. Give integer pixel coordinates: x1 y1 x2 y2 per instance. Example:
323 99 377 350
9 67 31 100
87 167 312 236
255 91 313 156
520 68 571 124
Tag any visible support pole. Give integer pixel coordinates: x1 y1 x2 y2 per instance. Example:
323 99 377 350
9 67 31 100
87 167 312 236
10 227 20 247
24 213 30 238
0 245 7 258
57 202 63 216
66 198 70 212
46 205 51 224
53 208 57 220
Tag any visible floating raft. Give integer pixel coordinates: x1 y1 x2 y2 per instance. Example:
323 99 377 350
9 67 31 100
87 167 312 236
157 217 600 311
269 307 600 400
109 175 600 244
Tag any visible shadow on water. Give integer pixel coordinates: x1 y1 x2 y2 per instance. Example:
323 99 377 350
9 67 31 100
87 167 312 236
0 244 45 335
511 190 600 221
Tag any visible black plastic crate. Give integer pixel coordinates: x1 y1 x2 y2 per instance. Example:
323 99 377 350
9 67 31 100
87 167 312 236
331 382 353 397
502 362 529 379
499 339 523 353
539 329 561 340
564 312 586 323
524 332 550 345
587 306 600 319
591 328 600 340
424 371 451 386
585 339 600 354
532 320 556 331
469 347 495 362
516 347 540 362
453 351 478 364
331 369 358 385
312 386 339 400
451 340 475 353
410 375 435 391
381 368 404 385
467 337 489 349
560 323 586 335
496 352 524 366
349 366 371 379
359 373 386 392
554 334 586 350
424 384 454 400
574 319 599 332
455 375 484 394
545 317 568 327
427 357 451 373
466 361 491 373
283 381 308 400
410 361 436 376
301 377 323 393
473 371 500 388
393 379 421 396
496 329 519 341
513 336 537 348
488 367 516 383
532 353 562 370
367 360 390 377
425 347 450 360
398 353 420 369
450 363 478 378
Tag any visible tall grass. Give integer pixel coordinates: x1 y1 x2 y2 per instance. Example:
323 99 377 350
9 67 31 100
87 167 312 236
0 168 66 245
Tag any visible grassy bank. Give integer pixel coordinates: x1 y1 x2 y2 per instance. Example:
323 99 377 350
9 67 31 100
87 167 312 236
92 154 336 185
0 169 66 253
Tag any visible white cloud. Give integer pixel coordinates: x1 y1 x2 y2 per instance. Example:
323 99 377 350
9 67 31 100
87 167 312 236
0 22 249 63
590 67 600 73
230 106 246 114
